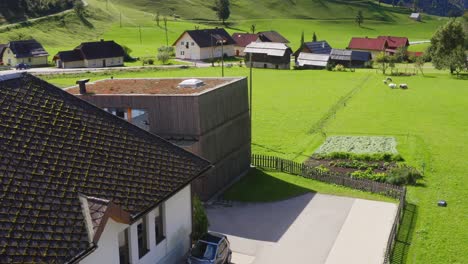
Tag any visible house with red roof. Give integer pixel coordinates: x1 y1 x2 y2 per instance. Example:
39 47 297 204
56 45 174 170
347 37 388 58
348 36 410 59
377 36 409 53
232 33 258 56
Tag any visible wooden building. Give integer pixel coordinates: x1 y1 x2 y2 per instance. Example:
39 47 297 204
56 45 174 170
244 42 292 69
67 77 251 200
330 49 372 68
296 53 330 69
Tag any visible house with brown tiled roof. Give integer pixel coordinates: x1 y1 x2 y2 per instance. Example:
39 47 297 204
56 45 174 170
377 36 409 53
0 73 211 264
231 33 258 56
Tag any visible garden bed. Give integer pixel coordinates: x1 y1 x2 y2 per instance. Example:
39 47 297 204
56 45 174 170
314 136 398 155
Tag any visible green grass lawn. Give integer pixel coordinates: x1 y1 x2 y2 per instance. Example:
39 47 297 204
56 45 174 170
223 168 396 203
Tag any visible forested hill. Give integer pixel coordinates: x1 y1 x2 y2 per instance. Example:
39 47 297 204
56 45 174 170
0 0 77 24
380 0 466 17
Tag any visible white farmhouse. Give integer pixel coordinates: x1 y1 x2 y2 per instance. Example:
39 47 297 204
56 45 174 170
1 39 49 67
0 73 212 264
173 28 236 60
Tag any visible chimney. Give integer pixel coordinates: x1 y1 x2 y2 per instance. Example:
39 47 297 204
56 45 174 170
76 79 90 95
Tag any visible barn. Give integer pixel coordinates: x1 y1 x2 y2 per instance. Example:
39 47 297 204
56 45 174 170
244 42 292 69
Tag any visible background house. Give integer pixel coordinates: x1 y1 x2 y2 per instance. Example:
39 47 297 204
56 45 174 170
173 28 236 60
54 40 125 68
410 12 422 21
231 33 258 56
244 42 292 69
1 39 48 66
296 53 330 69
0 73 211 264
68 77 251 200
347 37 388 58
293 40 333 60
257 31 290 43
377 36 409 54
330 49 372 68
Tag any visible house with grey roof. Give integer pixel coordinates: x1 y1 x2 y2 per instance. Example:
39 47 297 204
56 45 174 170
296 53 330 69
244 42 293 69
0 73 211 264
329 49 372 68
1 39 48 67
257 31 290 44
53 40 125 68
172 28 236 60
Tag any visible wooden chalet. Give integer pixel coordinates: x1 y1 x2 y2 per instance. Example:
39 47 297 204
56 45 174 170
244 42 292 69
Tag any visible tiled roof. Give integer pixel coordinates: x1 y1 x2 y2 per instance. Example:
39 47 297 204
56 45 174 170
76 40 125 60
55 50 83 62
347 37 387 51
0 73 211 263
231 33 258 47
173 28 236 48
377 36 409 49
7 39 49 58
257 31 290 43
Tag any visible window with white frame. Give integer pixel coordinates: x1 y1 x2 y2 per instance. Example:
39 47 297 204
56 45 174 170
137 218 149 258
154 205 165 244
118 229 130 264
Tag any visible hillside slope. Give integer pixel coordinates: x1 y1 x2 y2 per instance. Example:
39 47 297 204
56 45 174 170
0 0 76 24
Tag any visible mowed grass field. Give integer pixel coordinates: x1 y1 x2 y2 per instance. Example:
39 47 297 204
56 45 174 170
44 66 468 264
0 0 445 59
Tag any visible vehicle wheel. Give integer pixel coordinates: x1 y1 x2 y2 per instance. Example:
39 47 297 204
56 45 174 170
225 253 232 264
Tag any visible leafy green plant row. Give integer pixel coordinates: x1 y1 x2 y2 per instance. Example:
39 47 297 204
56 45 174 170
314 152 404 162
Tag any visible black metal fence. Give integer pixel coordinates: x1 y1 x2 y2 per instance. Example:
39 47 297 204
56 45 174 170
251 154 406 264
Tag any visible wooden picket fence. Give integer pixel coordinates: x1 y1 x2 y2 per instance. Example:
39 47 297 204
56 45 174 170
251 154 406 264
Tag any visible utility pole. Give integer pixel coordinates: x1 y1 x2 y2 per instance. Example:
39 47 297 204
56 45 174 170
220 40 224 77
139 26 142 45
120 12 122 28
249 51 253 142
163 17 168 46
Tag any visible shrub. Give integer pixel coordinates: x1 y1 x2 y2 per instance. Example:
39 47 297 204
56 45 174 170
326 61 335 71
192 195 209 242
157 51 170 65
315 165 330 173
364 60 374 68
147 58 155 65
122 45 136 62
350 168 387 182
386 165 422 185
334 64 345 72
315 152 403 162
157 46 175 56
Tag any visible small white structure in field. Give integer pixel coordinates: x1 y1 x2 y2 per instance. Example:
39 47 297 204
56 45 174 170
410 13 421 21
389 83 397 89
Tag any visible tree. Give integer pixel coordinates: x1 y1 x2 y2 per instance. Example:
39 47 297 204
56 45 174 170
412 0 420 12
215 0 230 24
313 32 317 42
429 19 466 74
415 56 425 75
251 24 256 34
375 52 391 74
355 11 364 27
192 196 209 242
394 46 408 62
157 51 170 64
74 1 85 17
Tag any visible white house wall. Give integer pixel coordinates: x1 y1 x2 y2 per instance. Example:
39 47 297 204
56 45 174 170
84 56 124 68
175 32 235 60
80 185 192 264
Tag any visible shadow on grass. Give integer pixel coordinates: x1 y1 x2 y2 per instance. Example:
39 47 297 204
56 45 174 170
391 203 418 264
222 168 313 202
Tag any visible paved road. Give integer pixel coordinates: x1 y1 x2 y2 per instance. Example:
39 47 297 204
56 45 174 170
207 193 397 264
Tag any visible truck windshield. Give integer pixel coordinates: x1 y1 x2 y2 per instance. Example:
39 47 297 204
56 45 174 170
191 241 217 260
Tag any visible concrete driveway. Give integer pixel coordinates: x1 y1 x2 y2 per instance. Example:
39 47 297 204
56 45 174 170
207 193 397 264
